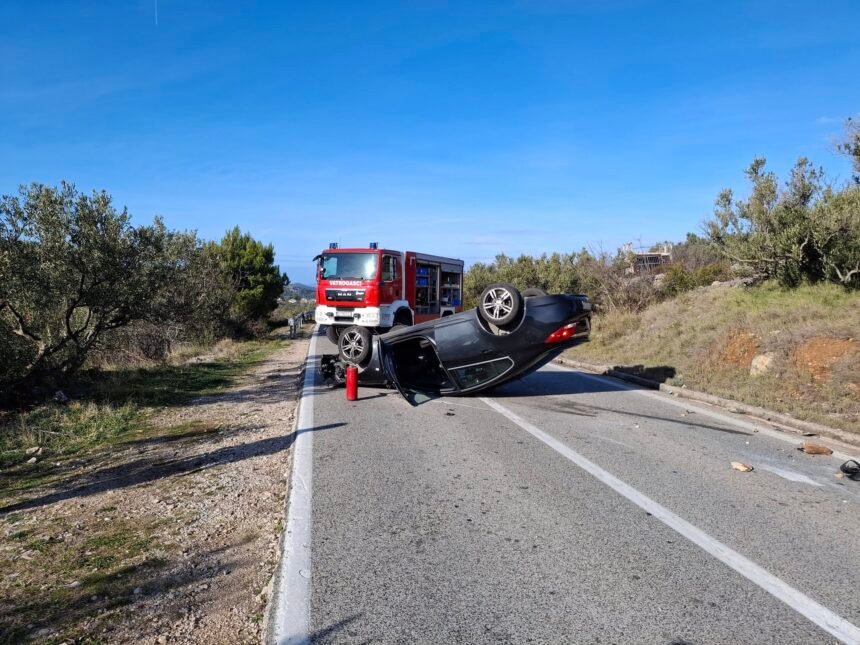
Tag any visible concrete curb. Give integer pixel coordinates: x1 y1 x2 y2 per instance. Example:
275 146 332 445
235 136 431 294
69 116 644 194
554 356 860 449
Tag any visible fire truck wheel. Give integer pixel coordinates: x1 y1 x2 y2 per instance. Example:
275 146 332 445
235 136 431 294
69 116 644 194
338 325 372 364
478 283 523 328
522 287 548 298
325 325 342 344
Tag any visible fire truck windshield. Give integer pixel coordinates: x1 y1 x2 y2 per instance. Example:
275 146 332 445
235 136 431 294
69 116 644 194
319 252 378 280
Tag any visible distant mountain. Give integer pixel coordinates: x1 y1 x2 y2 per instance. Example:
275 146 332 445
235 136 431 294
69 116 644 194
282 282 316 299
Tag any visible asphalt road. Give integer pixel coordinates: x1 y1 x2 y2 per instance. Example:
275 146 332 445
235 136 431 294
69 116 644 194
281 329 860 644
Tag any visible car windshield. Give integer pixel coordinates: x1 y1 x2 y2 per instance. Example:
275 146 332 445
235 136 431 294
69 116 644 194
319 252 378 280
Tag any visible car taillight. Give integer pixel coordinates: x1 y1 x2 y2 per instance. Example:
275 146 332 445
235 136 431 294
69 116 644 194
545 321 578 344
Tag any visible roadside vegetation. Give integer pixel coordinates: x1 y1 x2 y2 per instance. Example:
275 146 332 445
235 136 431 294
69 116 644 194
0 181 289 406
575 282 860 433
465 118 860 433
464 232 732 312
0 180 295 488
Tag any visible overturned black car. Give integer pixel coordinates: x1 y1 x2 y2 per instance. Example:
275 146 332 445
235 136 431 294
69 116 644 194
320 284 591 404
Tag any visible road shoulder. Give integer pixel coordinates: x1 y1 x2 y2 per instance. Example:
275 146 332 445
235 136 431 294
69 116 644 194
0 330 310 644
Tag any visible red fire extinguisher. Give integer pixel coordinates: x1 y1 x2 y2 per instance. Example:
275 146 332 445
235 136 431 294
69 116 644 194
345 365 358 401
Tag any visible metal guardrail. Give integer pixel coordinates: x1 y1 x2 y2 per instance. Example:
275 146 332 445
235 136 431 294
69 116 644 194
288 311 314 339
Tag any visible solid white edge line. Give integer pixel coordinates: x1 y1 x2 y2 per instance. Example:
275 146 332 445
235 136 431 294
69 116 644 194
479 395 860 644
270 328 319 645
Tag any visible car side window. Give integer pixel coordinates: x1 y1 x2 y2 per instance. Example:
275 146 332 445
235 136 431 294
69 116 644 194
451 358 513 389
381 255 397 281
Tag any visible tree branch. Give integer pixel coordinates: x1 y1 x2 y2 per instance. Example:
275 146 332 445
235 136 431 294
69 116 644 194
0 300 42 343
834 263 860 285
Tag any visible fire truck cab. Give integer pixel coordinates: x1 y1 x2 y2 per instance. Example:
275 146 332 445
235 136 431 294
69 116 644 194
314 243 464 340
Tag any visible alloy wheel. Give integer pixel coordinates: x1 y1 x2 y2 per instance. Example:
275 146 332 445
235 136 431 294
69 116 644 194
341 330 366 361
482 287 514 322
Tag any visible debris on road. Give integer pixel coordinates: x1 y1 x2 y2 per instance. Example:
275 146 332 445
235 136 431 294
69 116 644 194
731 461 754 472
797 441 833 455
840 459 860 481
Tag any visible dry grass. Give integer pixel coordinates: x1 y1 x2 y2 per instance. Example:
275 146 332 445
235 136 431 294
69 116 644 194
570 281 860 433
0 338 284 475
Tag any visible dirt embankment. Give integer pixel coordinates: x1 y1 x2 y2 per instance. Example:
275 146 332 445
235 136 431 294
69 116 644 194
0 332 309 644
569 282 860 434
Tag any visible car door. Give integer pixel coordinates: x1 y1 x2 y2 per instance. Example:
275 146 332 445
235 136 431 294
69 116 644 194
379 339 445 406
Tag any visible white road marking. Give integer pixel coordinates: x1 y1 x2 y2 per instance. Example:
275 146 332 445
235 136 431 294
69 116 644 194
269 329 319 645
595 434 637 451
756 464 823 487
431 398 491 410
548 364 855 461
480 395 860 644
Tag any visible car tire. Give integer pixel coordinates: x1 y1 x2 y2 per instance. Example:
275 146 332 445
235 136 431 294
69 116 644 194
325 325 342 344
338 325 372 364
522 287 547 298
478 283 523 327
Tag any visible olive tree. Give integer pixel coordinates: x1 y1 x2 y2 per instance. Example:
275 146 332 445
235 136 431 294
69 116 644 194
706 158 827 287
0 182 177 386
706 155 859 289
838 117 860 184
811 187 860 287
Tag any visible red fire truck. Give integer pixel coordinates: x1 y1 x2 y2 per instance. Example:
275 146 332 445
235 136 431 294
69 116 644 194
314 243 464 343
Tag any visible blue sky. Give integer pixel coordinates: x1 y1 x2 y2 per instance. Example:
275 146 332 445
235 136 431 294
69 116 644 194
2 1 858 284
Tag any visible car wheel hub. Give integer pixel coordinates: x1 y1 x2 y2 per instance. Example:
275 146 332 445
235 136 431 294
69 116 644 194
483 288 513 320
342 331 364 360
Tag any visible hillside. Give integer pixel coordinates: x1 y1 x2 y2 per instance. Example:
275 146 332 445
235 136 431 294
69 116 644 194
282 282 316 300
568 282 860 434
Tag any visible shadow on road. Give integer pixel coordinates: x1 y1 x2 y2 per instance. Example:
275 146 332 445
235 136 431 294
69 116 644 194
492 369 752 436
609 364 677 383
309 614 364 644
493 368 644 397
